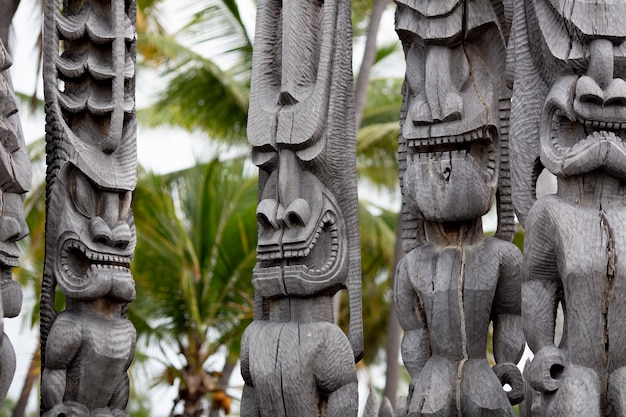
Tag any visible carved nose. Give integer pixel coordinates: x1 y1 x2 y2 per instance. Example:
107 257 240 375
89 217 131 249
256 149 312 230
576 39 626 106
421 45 466 123
256 198 312 230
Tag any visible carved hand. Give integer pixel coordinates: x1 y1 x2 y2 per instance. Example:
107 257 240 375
526 345 566 393
492 362 524 405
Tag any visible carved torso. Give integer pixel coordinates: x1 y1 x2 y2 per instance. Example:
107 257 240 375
526 183 626 377
404 237 519 361
47 311 135 408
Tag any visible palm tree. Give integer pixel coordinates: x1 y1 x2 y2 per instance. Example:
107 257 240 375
130 159 258 416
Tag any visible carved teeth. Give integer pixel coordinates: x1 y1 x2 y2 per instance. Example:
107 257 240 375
406 127 488 151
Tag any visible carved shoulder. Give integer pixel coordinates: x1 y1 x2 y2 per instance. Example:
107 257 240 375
393 252 427 332
486 238 523 315
45 313 83 369
523 195 562 283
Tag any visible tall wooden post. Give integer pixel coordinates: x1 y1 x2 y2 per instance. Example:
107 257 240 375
392 0 525 415
0 39 32 406
240 0 363 415
41 0 137 413
508 0 626 414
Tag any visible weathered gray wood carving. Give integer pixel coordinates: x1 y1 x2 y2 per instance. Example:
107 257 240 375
240 0 362 414
41 0 137 413
394 0 525 415
0 40 31 406
508 0 626 414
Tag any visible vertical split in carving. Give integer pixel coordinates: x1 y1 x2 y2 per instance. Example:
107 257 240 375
41 0 137 414
455 247 468 416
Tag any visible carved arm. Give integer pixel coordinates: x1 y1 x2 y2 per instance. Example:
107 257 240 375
41 314 83 410
394 255 431 395
491 242 525 404
522 206 565 393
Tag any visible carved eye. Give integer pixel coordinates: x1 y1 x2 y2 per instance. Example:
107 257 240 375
70 169 98 218
119 190 132 219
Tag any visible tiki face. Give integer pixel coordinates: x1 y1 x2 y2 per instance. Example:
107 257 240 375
397 0 507 222
0 48 30 319
50 164 135 303
252 147 349 299
528 0 626 179
248 0 356 299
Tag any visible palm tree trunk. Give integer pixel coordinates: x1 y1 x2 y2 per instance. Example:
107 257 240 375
354 0 390 129
383 216 403 408
11 341 40 417
209 360 236 417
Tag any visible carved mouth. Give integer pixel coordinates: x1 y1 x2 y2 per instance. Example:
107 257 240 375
407 126 493 151
61 239 132 281
548 108 626 153
257 211 339 276
406 126 498 182
0 250 19 268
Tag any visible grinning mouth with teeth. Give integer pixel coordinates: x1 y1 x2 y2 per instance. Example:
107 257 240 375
257 211 339 276
549 108 626 146
61 239 132 281
406 126 498 180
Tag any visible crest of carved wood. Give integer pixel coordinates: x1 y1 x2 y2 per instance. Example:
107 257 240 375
0 39 31 406
241 0 362 415
393 0 525 415
41 0 137 414
508 0 626 414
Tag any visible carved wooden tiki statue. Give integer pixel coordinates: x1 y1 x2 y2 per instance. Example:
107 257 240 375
0 40 31 405
40 0 137 414
508 0 626 415
394 0 525 415
240 0 363 415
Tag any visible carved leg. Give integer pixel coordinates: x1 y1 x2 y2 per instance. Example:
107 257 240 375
608 366 626 417
461 360 514 417
408 356 455 417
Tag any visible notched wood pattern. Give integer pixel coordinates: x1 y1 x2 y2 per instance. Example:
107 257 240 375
41 0 137 414
394 0 525 415
509 0 626 415
242 0 362 415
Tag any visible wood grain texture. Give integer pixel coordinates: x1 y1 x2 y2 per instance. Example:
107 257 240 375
0 39 31 407
41 0 137 413
508 0 626 414
394 0 524 414
242 0 362 414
